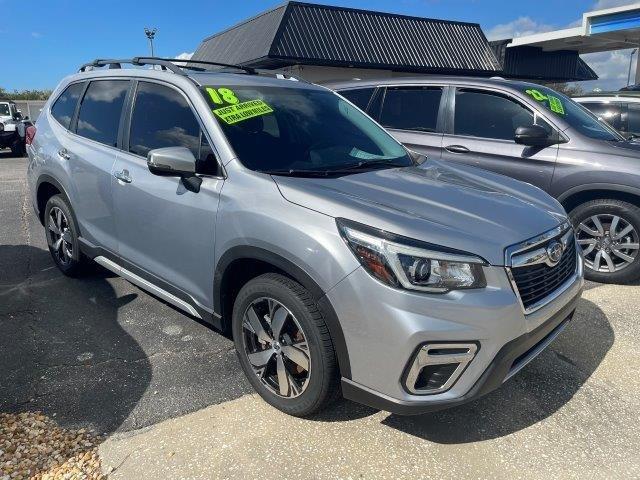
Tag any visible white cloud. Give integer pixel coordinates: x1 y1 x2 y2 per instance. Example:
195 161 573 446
174 52 194 66
576 49 638 91
31 32 42 39
485 17 554 41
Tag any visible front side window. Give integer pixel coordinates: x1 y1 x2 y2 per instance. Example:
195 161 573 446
380 86 443 133
518 85 623 141
202 85 411 175
50 83 84 129
0 103 10 116
454 89 536 141
129 82 218 175
76 80 129 146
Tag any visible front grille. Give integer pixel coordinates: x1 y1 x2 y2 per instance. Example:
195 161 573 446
511 237 577 310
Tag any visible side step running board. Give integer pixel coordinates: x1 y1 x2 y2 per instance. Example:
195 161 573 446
94 256 202 319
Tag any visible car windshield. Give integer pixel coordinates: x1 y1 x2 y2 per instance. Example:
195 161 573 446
0 103 10 116
202 85 412 175
519 85 624 141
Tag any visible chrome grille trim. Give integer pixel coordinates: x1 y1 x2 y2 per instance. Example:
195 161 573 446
505 222 582 315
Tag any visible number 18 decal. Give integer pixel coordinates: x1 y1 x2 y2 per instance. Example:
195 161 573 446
206 87 239 105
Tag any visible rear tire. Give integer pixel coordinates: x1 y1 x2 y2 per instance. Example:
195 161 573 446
44 195 86 277
232 273 340 416
10 137 25 157
569 199 640 284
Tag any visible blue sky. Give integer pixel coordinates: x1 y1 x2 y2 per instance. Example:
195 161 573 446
1 0 635 91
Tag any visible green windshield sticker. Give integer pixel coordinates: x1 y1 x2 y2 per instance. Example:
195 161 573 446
525 89 566 115
206 87 239 105
213 99 274 125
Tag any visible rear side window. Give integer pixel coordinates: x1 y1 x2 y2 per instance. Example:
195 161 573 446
50 82 84 129
379 86 443 132
76 80 129 147
339 88 375 111
129 82 217 175
454 89 533 141
627 104 640 135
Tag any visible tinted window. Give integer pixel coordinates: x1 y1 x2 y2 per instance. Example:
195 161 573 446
202 85 411 174
580 102 625 132
129 82 217 175
627 104 640 136
380 87 442 132
340 88 375 111
0 103 10 116
50 83 84 129
76 80 129 146
455 89 534 141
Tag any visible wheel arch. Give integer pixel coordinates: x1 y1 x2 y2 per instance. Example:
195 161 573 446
214 246 352 379
35 175 78 230
558 184 640 213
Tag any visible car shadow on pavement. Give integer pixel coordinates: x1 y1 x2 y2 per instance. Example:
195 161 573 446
380 298 612 443
0 244 152 435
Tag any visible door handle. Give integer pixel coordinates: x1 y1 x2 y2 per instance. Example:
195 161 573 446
114 169 132 184
57 148 70 160
444 145 470 154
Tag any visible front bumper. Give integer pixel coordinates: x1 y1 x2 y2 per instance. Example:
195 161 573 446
327 258 583 415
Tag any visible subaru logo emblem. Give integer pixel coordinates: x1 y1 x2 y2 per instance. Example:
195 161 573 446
546 241 564 266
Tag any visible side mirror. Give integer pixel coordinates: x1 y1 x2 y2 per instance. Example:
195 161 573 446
408 149 428 165
514 125 553 147
147 146 201 193
147 146 196 176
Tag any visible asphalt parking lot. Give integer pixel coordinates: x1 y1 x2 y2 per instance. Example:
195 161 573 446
1 152 639 479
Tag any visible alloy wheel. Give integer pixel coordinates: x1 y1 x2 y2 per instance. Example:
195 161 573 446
577 214 639 273
241 297 311 398
48 206 74 265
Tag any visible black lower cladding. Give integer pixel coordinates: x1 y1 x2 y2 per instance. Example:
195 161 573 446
511 240 577 309
342 290 580 415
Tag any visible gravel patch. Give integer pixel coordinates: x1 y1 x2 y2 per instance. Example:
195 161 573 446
0 412 105 480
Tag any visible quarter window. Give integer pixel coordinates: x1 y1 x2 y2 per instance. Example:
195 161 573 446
379 86 443 132
129 82 218 175
76 80 129 146
454 89 535 141
339 88 375 111
50 82 85 130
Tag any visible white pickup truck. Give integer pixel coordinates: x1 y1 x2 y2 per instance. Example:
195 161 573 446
0 100 28 156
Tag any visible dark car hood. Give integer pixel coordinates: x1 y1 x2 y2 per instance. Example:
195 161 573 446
273 160 567 265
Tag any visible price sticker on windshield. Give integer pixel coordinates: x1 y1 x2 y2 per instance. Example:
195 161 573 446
213 99 274 125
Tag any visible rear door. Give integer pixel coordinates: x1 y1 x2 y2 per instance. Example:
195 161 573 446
67 79 130 253
112 80 223 308
374 85 446 159
440 87 559 191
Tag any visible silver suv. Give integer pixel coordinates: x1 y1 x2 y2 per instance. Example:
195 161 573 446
27 58 583 416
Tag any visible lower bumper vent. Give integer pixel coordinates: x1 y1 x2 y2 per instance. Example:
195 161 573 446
404 343 477 395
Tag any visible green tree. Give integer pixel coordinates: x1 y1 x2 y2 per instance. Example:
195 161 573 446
0 87 53 100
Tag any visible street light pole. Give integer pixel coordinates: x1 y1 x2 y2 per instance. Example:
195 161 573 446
628 48 637 87
144 27 157 57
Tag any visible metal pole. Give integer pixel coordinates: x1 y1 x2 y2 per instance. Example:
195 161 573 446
628 49 637 86
144 28 157 57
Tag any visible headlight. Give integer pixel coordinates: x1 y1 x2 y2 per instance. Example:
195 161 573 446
337 219 487 293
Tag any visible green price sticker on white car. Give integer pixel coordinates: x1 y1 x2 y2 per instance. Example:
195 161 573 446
213 99 274 125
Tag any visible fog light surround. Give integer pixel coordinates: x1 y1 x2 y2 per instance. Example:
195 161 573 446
404 343 478 395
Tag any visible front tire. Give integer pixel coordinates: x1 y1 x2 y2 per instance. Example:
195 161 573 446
232 273 340 416
44 195 86 277
570 199 640 283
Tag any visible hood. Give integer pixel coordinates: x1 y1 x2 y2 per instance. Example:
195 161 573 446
273 160 567 266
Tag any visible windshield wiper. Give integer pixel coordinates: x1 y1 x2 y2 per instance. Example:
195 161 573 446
257 169 335 177
258 159 409 177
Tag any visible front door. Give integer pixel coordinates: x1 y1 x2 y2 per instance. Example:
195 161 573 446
113 80 223 309
441 87 559 192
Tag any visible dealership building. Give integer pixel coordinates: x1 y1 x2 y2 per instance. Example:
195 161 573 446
191 1 604 84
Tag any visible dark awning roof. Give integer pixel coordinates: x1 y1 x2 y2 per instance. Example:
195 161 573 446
193 1 502 75
490 40 598 82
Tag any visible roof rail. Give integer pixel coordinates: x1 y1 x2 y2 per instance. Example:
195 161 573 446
77 57 303 82
78 57 259 75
